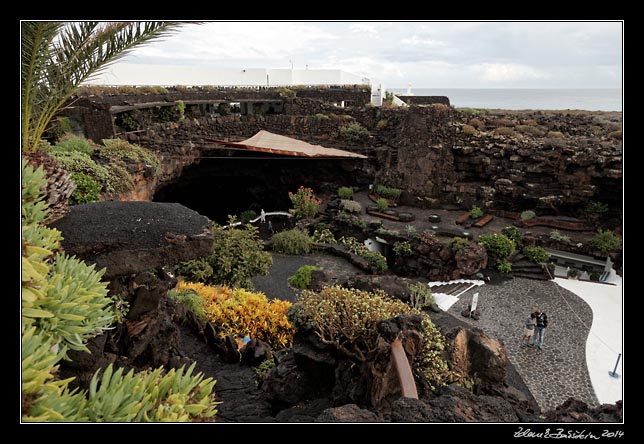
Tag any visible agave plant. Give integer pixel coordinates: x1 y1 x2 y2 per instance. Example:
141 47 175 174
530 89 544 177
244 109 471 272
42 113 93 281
21 21 179 153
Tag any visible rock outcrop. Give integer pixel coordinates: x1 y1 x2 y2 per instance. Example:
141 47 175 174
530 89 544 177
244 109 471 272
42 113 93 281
51 201 214 387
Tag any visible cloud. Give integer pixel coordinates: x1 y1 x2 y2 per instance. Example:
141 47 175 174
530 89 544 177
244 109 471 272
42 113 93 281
472 63 550 82
99 21 622 88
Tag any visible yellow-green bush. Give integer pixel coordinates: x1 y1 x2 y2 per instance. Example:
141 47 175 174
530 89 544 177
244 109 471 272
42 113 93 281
176 282 294 349
99 138 160 171
21 160 218 422
290 285 458 391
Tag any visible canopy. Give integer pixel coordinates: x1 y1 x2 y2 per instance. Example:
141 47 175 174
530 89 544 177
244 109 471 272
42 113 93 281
207 130 367 158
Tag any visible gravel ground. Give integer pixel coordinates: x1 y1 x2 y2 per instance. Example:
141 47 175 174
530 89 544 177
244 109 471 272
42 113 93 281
446 277 598 412
252 252 363 302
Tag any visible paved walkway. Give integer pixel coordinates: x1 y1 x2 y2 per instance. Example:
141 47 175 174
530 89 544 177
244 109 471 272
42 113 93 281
447 277 598 412
554 274 623 405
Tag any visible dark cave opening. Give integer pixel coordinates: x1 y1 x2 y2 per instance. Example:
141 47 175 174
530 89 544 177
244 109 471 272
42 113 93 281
153 152 371 223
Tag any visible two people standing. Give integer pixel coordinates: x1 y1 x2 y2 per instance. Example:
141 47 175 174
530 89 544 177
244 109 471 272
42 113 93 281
521 308 548 350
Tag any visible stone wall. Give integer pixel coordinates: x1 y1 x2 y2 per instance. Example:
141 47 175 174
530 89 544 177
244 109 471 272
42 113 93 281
397 95 450 106
69 88 622 217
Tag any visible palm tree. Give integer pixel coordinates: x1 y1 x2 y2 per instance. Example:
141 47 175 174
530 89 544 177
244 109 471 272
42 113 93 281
21 21 179 153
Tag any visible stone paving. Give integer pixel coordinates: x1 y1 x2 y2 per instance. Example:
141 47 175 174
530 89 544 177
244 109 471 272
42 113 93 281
447 277 599 412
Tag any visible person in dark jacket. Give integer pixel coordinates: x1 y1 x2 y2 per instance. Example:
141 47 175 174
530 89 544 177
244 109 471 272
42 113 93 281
530 309 548 349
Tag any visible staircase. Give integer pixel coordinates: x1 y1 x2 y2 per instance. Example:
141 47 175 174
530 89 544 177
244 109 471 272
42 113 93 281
427 279 485 311
511 254 551 280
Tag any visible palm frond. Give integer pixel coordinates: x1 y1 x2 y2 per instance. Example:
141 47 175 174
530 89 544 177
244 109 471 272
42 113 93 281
21 21 181 152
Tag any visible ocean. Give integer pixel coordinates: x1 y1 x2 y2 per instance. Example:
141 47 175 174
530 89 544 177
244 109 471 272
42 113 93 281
389 88 622 112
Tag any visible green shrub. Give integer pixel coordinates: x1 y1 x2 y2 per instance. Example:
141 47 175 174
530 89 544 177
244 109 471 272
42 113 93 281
99 139 160 171
312 228 336 244
449 237 470 252
497 259 512 273
374 185 402 200
174 258 214 283
340 199 361 214
240 209 258 224
585 201 608 217
502 226 524 244
50 151 111 190
339 236 388 272
289 265 322 290
340 122 369 142
550 230 571 243
291 286 453 390
255 359 276 386
115 111 138 131
51 135 95 156
337 186 354 199
69 172 102 204
405 225 417 234
290 286 413 360
376 226 400 236
523 247 550 264
520 210 536 220
470 205 484 219
288 186 320 219
104 163 134 194
407 282 434 309
590 230 621 254
477 233 515 259
313 113 329 120
376 198 388 212
176 220 272 289
272 229 313 255
393 241 413 257
377 119 389 129
176 100 185 122
167 288 208 321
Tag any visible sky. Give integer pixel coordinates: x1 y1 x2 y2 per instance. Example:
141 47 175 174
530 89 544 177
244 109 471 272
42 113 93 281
91 21 623 89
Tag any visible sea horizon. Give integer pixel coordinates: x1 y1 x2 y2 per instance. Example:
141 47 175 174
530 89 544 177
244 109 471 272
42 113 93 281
388 88 622 112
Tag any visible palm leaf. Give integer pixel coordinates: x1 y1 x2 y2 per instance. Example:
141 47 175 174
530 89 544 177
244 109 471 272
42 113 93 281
22 21 181 152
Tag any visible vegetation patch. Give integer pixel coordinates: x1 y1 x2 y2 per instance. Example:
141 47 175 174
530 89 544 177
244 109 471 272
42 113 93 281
340 121 369 142
590 230 621 254
175 220 272 289
449 236 470 253
374 185 402 200
271 229 313 255
523 247 550 264
177 282 293 349
337 186 354 199
340 199 361 214
51 134 96 156
501 226 524 244
69 172 102 204
470 205 484 220
477 233 516 260
289 265 323 290
288 186 320 219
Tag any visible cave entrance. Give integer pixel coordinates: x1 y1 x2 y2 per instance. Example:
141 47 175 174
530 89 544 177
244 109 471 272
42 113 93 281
153 152 370 223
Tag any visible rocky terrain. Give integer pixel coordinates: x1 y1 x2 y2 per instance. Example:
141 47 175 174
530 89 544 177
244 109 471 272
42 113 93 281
49 202 622 423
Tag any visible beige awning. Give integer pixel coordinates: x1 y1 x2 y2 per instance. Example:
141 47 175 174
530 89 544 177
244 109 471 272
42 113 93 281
207 130 367 158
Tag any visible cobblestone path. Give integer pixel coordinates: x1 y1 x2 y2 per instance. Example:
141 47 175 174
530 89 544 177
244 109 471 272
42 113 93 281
447 277 599 412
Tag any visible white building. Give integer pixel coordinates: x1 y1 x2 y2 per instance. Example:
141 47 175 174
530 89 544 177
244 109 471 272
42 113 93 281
91 64 370 87
91 64 385 106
